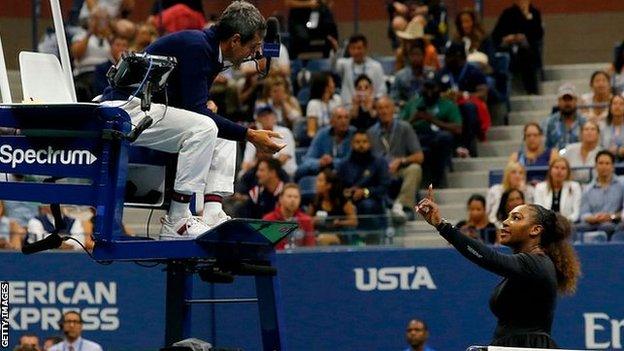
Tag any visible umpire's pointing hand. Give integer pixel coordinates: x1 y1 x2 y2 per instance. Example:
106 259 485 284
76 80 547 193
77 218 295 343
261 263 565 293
247 129 286 154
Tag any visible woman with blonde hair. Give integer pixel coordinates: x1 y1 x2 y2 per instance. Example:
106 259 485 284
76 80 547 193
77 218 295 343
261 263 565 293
487 161 534 224
534 157 582 223
255 75 302 130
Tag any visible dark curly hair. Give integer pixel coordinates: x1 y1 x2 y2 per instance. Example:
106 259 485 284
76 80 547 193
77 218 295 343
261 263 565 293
496 188 525 222
526 204 581 294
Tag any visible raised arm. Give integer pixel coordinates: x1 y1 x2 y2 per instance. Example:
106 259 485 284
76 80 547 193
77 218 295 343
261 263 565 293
416 186 540 278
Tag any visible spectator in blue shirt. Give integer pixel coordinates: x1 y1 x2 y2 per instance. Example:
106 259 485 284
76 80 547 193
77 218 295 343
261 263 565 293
542 83 587 150
404 318 436 351
576 150 623 240
337 130 389 241
296 106 356 179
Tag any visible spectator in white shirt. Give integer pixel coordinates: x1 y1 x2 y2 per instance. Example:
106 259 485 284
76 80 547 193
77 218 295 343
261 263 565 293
334 33 387 103
534 157 582 223
255 75 302 130
306 72 342 140
27 205 87 251
71 7 113 101
78 0 134 23
242 106 297 178
561 120 602 183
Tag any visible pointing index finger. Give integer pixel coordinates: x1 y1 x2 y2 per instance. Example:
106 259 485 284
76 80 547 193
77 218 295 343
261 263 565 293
427 184 433 201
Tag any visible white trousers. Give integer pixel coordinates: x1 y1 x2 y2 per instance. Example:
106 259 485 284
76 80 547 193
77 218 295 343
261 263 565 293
103 99 236 203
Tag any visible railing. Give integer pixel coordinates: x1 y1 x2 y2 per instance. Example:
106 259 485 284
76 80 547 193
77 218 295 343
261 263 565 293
283 213 408 249
488 164 624 186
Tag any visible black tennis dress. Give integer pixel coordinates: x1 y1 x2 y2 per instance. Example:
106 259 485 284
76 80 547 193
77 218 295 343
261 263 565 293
437 222 559 348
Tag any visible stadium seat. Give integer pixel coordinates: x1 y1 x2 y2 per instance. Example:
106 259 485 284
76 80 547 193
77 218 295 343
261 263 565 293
306 58 332 72
582 231 608 244
377 56 397 76
611 232 624 242
296 86 311 109
295 147 308 165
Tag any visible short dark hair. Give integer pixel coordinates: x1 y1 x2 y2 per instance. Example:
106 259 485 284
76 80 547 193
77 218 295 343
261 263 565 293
354 74 372 87
19 333 39 340
348 33 367 46
497 188 525 222
596 150 615 164
259 157 282 174
310 72 332 100
466 194 486 207
589 70 610 86
445 41 466 58
407 318 428 331
255 105 276 118
63 311 82 323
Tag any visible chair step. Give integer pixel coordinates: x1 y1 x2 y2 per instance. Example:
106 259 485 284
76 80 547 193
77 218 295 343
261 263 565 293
452 157 509 171
510 95 556 111
419 187 487 205
487 125 524 141
543 63 609 81
477 140 519 157
540 78 588 95
447 170 489 188
508 110 550 126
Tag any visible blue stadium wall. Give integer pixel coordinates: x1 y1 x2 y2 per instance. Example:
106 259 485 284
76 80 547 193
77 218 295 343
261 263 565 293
3 244 624 350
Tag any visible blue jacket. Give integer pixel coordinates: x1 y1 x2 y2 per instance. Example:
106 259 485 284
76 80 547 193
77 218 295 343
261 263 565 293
102 27 248 141
297 126 356 178
336 151 389 201
542 111 587 150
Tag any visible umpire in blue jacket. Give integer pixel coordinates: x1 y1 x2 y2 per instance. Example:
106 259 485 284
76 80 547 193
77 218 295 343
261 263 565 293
102 1 284 239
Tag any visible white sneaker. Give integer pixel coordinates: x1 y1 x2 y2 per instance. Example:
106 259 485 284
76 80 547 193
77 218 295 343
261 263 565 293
203 210 231 228
159 215 212 240
391 202 407 219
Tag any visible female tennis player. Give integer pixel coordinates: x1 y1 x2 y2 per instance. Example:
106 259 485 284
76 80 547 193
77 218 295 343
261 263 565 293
416 186 581 347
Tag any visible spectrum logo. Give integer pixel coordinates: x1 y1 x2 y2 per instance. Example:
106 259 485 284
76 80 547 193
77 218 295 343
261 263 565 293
0 145 97 168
